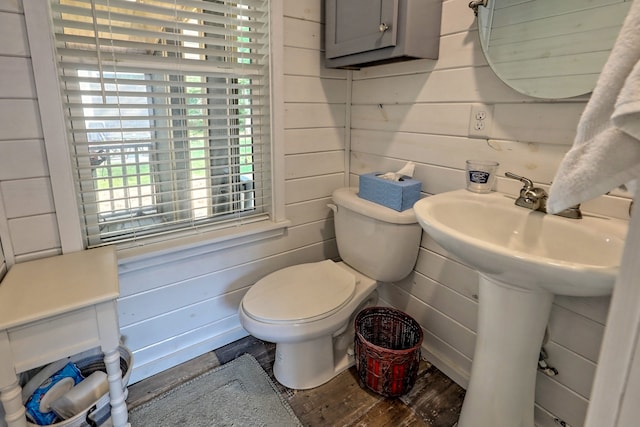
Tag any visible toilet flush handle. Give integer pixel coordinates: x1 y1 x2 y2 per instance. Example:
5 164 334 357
327 203 338 213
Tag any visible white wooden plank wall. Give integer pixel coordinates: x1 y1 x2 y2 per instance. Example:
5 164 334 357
116 0 350 383
0 1 61 266
349 1 630 426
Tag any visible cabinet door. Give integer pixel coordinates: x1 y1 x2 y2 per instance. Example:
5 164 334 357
326 0 399 59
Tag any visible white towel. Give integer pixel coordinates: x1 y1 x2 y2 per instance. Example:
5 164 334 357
547 0 640 213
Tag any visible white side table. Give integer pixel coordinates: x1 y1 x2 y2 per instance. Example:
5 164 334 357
0 246 129 427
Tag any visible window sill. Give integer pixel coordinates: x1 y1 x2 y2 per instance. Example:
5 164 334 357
116 219 291 267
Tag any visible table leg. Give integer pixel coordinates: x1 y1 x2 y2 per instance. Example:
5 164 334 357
0 378 26 427
103 348 129 427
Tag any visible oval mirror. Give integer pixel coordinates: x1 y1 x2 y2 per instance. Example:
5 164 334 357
476 0 632 99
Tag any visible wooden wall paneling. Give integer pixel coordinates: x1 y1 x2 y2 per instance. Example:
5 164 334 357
0 1 22 13
543 341 597 400
553 295 610 326
548 305 606 363
0 140 48 180
285 197 334 226
284 47 346 78
351 67 526 105
285 151 345 179
492 103 584 145
414 247 480 304
284 103 346 129
350 129 568 183
283 0 322 22
351 149 571 201
393 272 478 331
284 128 344 154
127 315 246 383
121 289 247 350
352 57 437 81
8 213 60 255
284 75 347 104
284 17 322 50
420 327 472 388
0 101 43 140
285 173 345 204
119 220 337 297
378 283 477 359
436 31 488 70
580 193 634 220
0 57 35 98
353 31 485 80
349 151 464 195
535 374 589 427
0 11 29 56
118 240 337 327
535 405 569 427
350 104 470 135
0 178 54 218
441 0 478 36
421 233 454 259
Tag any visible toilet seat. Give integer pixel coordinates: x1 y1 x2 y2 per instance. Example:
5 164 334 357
242 260 356 324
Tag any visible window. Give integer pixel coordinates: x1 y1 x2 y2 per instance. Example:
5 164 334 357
49 0 271 247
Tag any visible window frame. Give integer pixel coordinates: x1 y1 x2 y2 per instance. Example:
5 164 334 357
24 0 287 257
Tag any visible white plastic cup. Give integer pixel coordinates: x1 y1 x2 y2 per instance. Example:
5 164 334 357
466 160 499 193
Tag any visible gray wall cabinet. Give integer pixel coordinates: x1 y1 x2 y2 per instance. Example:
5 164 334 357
325 0 442 69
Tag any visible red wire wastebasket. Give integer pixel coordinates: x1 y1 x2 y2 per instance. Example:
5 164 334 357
354 307 423 397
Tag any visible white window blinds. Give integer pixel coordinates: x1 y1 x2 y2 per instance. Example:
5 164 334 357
49 0 271 247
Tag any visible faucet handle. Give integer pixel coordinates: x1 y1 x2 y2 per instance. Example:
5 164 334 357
505 172 534 190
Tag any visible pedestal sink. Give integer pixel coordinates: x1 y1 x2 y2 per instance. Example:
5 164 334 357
413 190 628 427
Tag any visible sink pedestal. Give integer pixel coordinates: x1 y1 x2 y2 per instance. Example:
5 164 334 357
458 275 554 427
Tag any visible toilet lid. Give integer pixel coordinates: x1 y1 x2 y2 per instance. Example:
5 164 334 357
242 260 356 323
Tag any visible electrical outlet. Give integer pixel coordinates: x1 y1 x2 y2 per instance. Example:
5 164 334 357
468 104 494 139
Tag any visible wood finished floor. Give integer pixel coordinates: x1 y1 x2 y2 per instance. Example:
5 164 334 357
127 336 465 426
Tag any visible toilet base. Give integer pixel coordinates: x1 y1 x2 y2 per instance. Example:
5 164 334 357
273 292 375 389
239 263 379 390
274 334 352 390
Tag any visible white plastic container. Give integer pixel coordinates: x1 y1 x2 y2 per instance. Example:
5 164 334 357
0 345 133 427
50 371 109 420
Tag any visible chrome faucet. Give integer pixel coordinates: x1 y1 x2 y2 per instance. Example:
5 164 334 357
505 172 582 219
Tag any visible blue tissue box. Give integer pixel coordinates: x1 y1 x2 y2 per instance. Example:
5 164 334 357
358 172 421 211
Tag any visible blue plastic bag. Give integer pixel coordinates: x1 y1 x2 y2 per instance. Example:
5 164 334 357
25 362 84 425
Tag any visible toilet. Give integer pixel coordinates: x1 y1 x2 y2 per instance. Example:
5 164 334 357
239 187 422 389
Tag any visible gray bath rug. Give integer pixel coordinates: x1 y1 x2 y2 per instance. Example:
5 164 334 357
128 354 302 426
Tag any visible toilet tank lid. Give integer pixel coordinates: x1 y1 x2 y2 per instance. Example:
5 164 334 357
332 187 418 224
242 260 356 323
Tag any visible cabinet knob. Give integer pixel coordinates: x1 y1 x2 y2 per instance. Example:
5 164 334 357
379 23 390 33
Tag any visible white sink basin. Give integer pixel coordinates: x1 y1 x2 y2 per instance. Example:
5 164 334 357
413 189 629 427
413 189 627 296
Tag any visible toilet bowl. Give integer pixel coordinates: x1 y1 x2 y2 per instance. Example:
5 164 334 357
239 187 422 389
239 260 378 389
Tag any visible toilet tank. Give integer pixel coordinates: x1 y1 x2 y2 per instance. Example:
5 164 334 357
331 187 422 282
